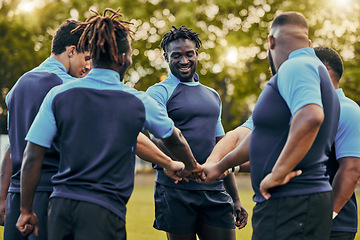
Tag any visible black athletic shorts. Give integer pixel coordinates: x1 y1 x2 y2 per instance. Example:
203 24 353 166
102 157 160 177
252 191 333 240
153 183 235 234
48 197 126 240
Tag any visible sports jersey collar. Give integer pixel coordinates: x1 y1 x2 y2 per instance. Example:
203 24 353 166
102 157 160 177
86 68 121 84
168 72 200 84
336 88 345 97
288 47 315 59
42 57 68 73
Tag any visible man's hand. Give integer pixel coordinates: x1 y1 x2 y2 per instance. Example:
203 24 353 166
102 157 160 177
16 211 39 237
260 170 302 200
163 161 185 184
202 163 228 184
234 204 248 229
180 163 203 183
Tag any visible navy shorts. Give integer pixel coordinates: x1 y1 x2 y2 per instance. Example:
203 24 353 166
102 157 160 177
330 231 356 240
4 192 50 240
48 197 126 240
252 191 333 240
153 183 235 234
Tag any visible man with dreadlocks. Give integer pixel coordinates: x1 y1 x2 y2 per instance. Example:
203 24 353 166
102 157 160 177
0 19 91 240
16 9 201 240
146 26 247 240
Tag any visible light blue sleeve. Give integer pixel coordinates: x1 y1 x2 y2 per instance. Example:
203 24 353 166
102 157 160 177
240 116 254 131
277 60 323 115
25 89 58 148
335 99 360 159
215 103 225 137
146 84 169 111
139 92 174 139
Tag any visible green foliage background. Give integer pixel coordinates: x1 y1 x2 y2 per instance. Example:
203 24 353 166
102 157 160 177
1 0 359 133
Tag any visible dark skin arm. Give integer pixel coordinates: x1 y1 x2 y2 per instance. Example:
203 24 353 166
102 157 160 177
260 104 323 199
158 127 202 181
0 145 12 226
204 133 251 184
332 157 360 214
205 127 252 164
136 132 184 183
213 135 247 229
16 142 47 237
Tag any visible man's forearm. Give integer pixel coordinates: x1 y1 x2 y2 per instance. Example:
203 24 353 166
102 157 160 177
206 127 252 164
0 146 12 204
332 157 360 213
136 132 173 169
161 127 197 169
217 133 251 173
20 143 46 213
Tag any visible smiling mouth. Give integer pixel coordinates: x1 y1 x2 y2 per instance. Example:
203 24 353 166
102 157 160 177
179 66 191 73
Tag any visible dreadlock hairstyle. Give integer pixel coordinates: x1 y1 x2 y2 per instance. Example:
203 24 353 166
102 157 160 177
160 26 202 53
72 8 133 66
51 20 85 55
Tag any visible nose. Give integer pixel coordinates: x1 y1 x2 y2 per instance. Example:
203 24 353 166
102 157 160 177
85 59 93 71
179 56 189 64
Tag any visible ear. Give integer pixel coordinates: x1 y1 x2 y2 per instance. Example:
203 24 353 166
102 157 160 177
67 45 77 58
308 39 312 47
164 52 169 62
268 35 276 50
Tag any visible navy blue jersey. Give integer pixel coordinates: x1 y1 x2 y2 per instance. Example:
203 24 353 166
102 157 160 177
6 57 76 192
147 73 225 191
250 48 340 202
326 89 360 233
26 68 174 221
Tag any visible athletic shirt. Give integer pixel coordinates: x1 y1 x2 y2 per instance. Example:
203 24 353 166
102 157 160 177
25 68 174 221
6 57 76 193
250 48 340 203
326 89 360 233
147 73 225 191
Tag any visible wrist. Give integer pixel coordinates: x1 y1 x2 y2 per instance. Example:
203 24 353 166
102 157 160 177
20 207 33 215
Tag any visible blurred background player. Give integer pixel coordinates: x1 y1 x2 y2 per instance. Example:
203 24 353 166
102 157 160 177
314 46 360 240
16 8 201 240
0 19 91 240
147 26 247 240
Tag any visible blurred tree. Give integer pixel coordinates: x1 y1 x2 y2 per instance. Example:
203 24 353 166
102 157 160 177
0 0 359 134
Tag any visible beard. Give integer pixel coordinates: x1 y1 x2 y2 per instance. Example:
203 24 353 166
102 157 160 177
268 50 277 76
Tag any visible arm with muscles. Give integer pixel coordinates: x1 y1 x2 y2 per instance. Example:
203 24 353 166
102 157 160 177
205 126 252 165
204 133 251 184
259 104 323 200
161 127 202 181
0 145 12 225
136 132 184 183
332 157 360 217
213 135 248 229
16 142 47 237
223 173 248 229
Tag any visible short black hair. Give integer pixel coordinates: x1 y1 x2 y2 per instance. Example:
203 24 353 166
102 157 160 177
271 11 308 30
314 46 343 79
160 26 202 53
51 20 85 55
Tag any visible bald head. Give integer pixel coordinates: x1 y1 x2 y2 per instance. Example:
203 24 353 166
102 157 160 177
268 12 311 72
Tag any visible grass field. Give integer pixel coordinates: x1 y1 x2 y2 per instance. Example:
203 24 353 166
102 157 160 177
0 172 359 239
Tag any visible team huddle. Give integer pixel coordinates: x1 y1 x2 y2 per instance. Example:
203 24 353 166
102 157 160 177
1 7 359 240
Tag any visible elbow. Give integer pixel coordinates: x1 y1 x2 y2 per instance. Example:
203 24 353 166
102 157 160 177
304 106 324 130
